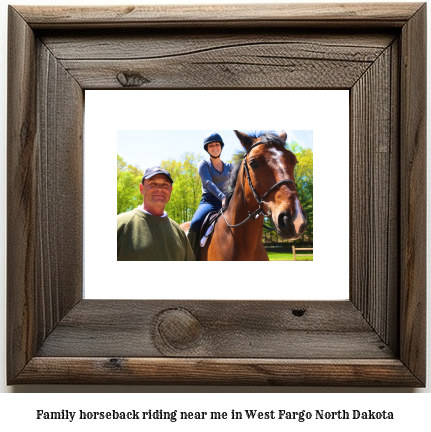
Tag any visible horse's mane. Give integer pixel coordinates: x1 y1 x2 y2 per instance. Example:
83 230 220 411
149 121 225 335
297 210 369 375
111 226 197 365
224 162 242 209
224 131 286 209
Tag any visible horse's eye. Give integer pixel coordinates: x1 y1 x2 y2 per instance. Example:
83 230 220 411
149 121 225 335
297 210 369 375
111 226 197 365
249 160 259 169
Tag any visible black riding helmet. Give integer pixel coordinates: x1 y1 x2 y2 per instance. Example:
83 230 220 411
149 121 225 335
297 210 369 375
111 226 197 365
203 132 224 155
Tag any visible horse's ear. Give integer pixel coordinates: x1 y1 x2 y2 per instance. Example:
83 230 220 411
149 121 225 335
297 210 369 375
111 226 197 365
234 130 254 150
278 130 287 143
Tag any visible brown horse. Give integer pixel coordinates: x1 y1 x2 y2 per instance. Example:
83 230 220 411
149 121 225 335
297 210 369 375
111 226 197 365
183 130 308 260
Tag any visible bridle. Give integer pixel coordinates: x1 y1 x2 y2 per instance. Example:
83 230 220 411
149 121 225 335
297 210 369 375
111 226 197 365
221 140 296 229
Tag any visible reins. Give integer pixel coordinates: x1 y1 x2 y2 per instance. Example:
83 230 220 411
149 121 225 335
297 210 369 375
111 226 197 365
221 141 295 230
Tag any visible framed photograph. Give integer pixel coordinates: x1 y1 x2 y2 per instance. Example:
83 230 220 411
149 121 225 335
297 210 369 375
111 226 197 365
7 3 426 386
86 90 347 300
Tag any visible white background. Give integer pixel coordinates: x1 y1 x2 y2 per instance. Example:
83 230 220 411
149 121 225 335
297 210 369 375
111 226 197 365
0 0 429 427
85 90 349 300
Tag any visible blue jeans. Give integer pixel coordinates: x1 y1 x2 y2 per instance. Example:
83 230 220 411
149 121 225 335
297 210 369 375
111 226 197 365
190 193 222 234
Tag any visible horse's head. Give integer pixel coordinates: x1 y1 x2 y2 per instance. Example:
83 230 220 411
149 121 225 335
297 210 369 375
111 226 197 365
234 130 308 240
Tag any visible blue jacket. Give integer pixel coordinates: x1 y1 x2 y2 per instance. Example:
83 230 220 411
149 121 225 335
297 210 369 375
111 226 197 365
198 159 233 201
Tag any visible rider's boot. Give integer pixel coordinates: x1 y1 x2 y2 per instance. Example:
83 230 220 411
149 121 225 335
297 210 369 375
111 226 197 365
186 228 200 260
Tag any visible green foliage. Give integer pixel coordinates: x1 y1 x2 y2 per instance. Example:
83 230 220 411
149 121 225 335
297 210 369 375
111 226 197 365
116 153 202 223
117 154 126 173
117 155 144 215
229 150 244 165
286 142 313 240
160 152 203 224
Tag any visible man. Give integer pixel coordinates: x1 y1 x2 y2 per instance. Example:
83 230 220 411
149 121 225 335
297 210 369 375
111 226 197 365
117 166 195 261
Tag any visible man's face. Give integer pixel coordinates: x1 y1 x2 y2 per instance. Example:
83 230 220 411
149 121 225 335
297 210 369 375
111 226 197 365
140 174 172 209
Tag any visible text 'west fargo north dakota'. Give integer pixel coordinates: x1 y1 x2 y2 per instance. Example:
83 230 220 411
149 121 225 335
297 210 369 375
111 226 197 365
36 409 394 423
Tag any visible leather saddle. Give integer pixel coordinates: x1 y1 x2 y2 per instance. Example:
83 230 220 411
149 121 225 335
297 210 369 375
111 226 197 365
199 210 222 247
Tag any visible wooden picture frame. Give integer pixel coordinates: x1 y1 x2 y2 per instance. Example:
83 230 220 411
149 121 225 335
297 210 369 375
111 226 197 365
7 3 426 386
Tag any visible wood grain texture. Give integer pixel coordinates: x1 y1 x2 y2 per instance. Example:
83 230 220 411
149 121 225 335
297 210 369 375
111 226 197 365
350 44 399 349
35 40 84 334
399 3 427 385
15 358 422 386
7 6 83 383
7 6 38 381
36 300 393 359
41 31 395 60
40 30 395 89
7 3 426 386
48 31 394 89
15 3 423 29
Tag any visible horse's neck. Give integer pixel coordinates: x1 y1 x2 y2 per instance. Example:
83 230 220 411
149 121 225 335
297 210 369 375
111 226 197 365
226 186 251 224
223 169 264 249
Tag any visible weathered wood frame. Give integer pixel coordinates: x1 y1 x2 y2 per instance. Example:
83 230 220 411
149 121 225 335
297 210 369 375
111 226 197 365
7 3 426 386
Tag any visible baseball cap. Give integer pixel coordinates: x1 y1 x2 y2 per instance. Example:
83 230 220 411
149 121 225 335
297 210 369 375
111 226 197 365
142 166 174 184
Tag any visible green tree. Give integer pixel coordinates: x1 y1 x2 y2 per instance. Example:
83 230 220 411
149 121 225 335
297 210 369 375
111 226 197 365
117 154 126 174
117 155 144 214
117 153 202 223
160 152 203 224
229 150 244 165
286 142 313 240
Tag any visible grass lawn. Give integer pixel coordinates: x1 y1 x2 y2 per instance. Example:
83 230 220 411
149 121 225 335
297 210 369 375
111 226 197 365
266 251 313 261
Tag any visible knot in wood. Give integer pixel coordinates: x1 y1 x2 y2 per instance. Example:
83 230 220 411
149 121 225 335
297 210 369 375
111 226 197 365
155 308 203 351
116 71 150 87
108 358 123 369
292 308 306 317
